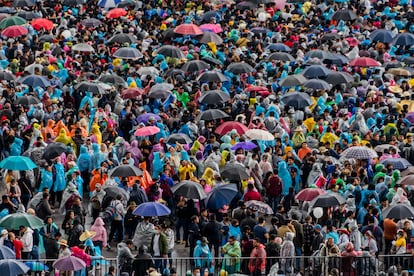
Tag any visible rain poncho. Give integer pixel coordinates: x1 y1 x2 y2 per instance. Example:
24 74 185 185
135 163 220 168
77 146 91 172
278 161 292 196
53 162 66 192
194 240 213 271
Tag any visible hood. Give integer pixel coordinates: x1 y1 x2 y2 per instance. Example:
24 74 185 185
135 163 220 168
131 140 138 147
47 119 55 127
25 227 34 235
285 231 295 241
221 135 231 144
278 160 288 172
92 143 100 153
80 145 88 154
312 163 321 172
59 129 67 136
92 217 105 227
13 137 23 146
117 242 129 251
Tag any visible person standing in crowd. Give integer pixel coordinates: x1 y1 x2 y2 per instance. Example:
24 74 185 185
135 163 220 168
193 237 212 273
150 224 168 273
109 195 125 243
20 225 33 260
248 238 266 276
222 235 241 274
117 240 135 275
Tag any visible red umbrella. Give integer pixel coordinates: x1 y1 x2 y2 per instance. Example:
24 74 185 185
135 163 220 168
349 57 381 67
215 121 249 135
121 87 144 99
106 8 127 19
174 23 203 36
295 188 327 201
1 25 27 37
245 86 268 93
134 126 160 137
31 18 54 31
345 37 359 47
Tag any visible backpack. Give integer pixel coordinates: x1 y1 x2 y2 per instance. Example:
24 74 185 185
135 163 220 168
267 175 282 197
68 225 82 247
102 205 116 225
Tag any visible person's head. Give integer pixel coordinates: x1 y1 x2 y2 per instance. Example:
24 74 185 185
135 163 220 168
228 236 236 244
258 217 265 225
108 266 115 275
201 237 208 246
19 225 26 233
125 240 134 248
253 238 261 247
45 216 53 224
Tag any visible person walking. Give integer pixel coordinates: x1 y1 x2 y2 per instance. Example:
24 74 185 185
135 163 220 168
20 225 33 260
248 238 266 276
117 240 135 275
149 224 168 273
109 195 125 243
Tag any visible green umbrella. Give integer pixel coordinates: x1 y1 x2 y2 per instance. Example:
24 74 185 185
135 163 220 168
0 156 37 170
0 16 26 29
0 212 44 230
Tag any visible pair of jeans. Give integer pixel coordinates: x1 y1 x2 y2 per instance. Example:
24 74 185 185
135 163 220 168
295 246 302 270
268 195 281 213
153 256 166 273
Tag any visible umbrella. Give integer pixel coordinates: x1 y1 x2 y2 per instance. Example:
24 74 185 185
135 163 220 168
220 163 250 181
198 32 223 45
103 186 129 200
98 0 120 9
1 25 27 37
0 71 15 81
374 144 399 153
250 27 270 34
322 71 353 86
231 141 257 151
279 74 307 87
265 43 291 52
198 90 230 105
117 0 136 8
321 32 340 42
62 0 83 6
53 256 86 271
280 92 313 109
148 89 172 99
107 33 136 44
174 23 203 35
0 245 15 259
81 18 102 28
13 0 35 7
0 16 26 29
171 180 207 200
98 74 127 87
0 260 29 275
133 202 171 217
236 1 256 9
245 129 274 141
106 8 127 19
303 79 331 90
38 34 54 43
370 29 394 43
197 71 228 83
75 82 105 95
393 33 414 46
388 68 411 77
163 68 185 78
15 95 40 105
305 50 331 59
402 167 414 177
380 158 412 170
349 57 381 67
0 212 44 229
245 200 273 214
31 18 54 31
403 56 414 65
43 142 67 160
382 204 414 220
310 193 345 208
134 126 160 137
302 65 331 78
227 62 254 74
295 188 327 201
199 109 229 121
323 53 349 66
156 45 185 59
205 184 238 210
181 60 210 73
406 112 414 124
24 262 49 272
397 175 414 185
24 63 43 75
149 83 174 94
0 156 37 170
162 28 176 39
165 133 192 144
201 56 222 65
16 11 40 20
341 146 378 159
137 113 161 124
199 23 222 34
113 47 143 59
19 75 51 88
267 52 295 62
72 43 95 52
0 14 9 22
200 11 221 23
331 9 357 21
215 121 249 135
137 66 160 76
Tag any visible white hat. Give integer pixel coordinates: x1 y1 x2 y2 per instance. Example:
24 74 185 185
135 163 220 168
1 229 8 236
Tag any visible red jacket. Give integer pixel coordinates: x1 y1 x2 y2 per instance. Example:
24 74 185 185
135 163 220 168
244 190 262 202
248 244 266 273
13 239 23 259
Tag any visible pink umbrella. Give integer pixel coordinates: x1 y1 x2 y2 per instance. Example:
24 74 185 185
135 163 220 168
199 24 223 34
121 88 143 99
275 0 287 11
295 188 327 202
174 23 203 36
53 256 86 271
134 126 160 137
1 25 27 38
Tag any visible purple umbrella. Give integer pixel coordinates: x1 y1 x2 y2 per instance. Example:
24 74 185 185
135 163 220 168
53 256 86 271
137 113 161 124
406 112 414 124
231 141 257 151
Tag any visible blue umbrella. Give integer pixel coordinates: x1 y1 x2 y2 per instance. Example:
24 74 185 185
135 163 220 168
0 245 15 259
18 75 51 88
0 156 37 170
0 260 29 275
370 29 394 43
393 33 414 46
201 11 221 23
133 202 171 217
302 65 331 78
205 184 238 210
24 262 49 272
380 158 412 170
231 141 257 151
137 113 161 124
265 43 291 52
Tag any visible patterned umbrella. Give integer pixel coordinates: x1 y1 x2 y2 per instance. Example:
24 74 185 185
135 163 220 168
245 200 273 214
295 188 327 201
341 146 378 159
380 158 412 170
174 23 203 35
53 256 86 271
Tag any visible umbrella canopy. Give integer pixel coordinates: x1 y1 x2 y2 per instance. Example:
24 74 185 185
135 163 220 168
38 34 54 42
137 66 160 76
220 163 249 181
81 18 102 28
16 11 40 20
171 180 207 200
107 33 136 44
205 184 238 210
265 43 291 52
98 74 127 87
53 256 86 271
103 185 129 200
133 202 171 217
156 45 185 59
388 67 411 77
322 71 353 86
382 204 414 220
198 90 230 105
24 63 43 75
393 33 414 46
295 188 327 201
0 260 29 275
134 126 160 137
199 23 222 33
199 109 229 121
0 71 15 81
174 23 203 35
250 27 270 34
1 25 27 38
245 200 273 214
341 146 378 159
374 144 399 153
323 53 349 66
215 121 249 135
149 83 173 93
31 18 54 31
113 47 143 59
43 142 67 160
200 11 221 23
15 95 40 106
227 62 254 74
13 0 35 7
303 79 331 90
280 92 313 109
231 141 257 151
181 60 210 73
198 31 223 45
0 212 44 229
310 193 345 208
0 16 26 29
72 43 95 52
0 245 15 259
245 129 274 141
397 174 414 185
302 65 331 78
148 89 172 99
331 9 357 21
402 167 414 177
305 50 331 59
165 133 192 144
109 165 143 177
380 158 412 170
24 262 49 272
0 156 37 170
279 74 307 87
320 32 340 42
19 75 51 88
268 52 295 62
198 71 228 83
349 57 381 67
370 29 394 43
137 113 161 124
106 8 127 18
75 82 106 95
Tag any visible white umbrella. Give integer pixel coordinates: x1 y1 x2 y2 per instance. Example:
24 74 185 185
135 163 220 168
245 129 274 141
72 43 95 52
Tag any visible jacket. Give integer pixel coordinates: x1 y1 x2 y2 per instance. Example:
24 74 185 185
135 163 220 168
91 217 108 247
21 227 34 252
36 199 53 220
193 240 212 269
149 232 168 256
248 243 266 273
117 242 134 268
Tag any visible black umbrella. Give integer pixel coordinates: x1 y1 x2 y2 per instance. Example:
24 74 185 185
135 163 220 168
305 50 331 59
98 74 127 87
200 11 221 23
181 60 210 73
265 43 291 52
201 56 222 65
227 62 254 74
81 18 102 28
117 0 136 8
321 32 340 42
303 79 331 90
393 33 414 46
198 32 223 45
331 9 357 21
382 204 414 220
197 71 228 83
165 133 192 144
113 47 143 60
310 193 345 208
280 92 313 109
323 53 349 66
43 142 67 160
279 74 307 87
322 71 354 86
370 29 394 43
171 180 207 200
38 34 54 43
13 0 34 7
267 52 295 62
109 165 143 178
15 95 40 106
163 68 185 78
404 56 414 65
302 65 331 78
16 11 41 20
107 33 137 44
0 71 15 81
198 90 230 105
104 185 129 200
75 81 106 95
148 90 172 99
156 45 185 59
220 163 249 181
162 28 176 39
199 109 229 121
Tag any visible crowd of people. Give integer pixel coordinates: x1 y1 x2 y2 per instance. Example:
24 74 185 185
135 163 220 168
0 0 414 275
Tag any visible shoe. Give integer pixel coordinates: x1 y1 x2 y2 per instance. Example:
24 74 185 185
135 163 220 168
175 240 181 244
